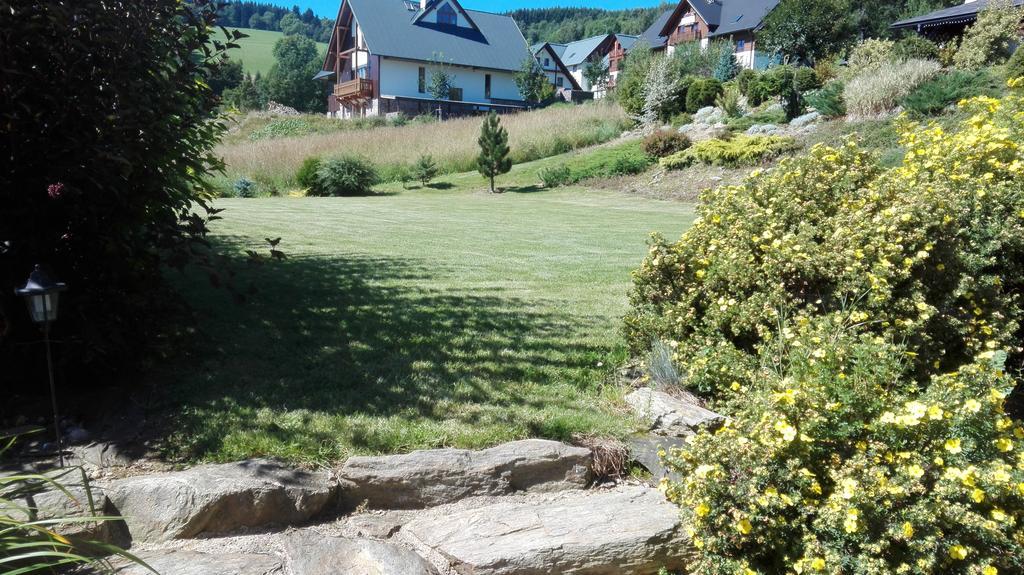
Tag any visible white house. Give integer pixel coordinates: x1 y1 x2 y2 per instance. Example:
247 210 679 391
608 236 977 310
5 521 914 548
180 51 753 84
530 42 581 96
318 0 531 118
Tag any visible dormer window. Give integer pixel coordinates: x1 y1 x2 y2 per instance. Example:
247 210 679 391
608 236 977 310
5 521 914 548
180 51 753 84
438 4 457 26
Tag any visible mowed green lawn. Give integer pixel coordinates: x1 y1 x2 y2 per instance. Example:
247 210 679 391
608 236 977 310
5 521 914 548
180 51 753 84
155 177 695 465
218 27 328 76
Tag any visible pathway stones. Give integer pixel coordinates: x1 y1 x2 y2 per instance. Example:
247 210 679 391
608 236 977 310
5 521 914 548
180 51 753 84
116 550 283 575
285 531 439 575
625 388 724 437
338 439 592 509
402 486 690 575
105 459 337 543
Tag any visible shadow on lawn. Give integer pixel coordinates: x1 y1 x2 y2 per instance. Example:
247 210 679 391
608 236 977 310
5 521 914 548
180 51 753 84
153 241 614 458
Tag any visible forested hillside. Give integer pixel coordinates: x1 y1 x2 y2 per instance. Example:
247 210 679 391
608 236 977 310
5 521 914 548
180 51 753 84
507 5 674 44
217 1 334 42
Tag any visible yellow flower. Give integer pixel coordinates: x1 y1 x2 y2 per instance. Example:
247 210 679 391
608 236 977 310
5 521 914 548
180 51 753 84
736 518 753 535
695 502 710 517
927 405 944 420
972 488 986 503
810 558 826 570
995 438 1014 452
991 508 1008 522
983 566 998 575
905 464 925 479
844 508 859 533
948 545 969 560
964 399 982 413
840 478 858 499
902 521 914 538
945 438 962 454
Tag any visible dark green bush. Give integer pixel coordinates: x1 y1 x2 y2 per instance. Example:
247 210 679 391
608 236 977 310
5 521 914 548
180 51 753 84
233 177 255 198
1 0 230 384
685 78 724 113
642 130 691 158
311 156 379 196
1007 44 1024 80
901 69 1001 117
893 35 940 61
537 164 573 187
747 79 772 106
761 65 795 96
805 80 846 118
793 67 821 92
537 141 655 187
736 69 759 96
295 156 322 191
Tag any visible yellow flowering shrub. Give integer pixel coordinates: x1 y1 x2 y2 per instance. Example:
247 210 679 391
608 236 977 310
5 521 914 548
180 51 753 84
667 316 1024 574
626 84 1024 399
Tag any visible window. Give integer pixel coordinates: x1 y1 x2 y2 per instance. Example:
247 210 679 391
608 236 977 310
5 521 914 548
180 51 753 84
418 67 426 93
556 76 563 88
438 3 457 26
544 58 550 67
737 39 746 51
449 87 463 101
485 74 492 99
357 65 368 79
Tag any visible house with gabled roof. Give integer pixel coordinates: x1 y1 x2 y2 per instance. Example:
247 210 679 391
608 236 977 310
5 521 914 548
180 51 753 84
530 42 582 95
555 34 620 92
606 34 640 90
639 0 781 69
317 0 532 119
892 0 1024 40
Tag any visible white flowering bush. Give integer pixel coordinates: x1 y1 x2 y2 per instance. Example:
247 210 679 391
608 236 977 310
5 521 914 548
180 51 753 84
666 316 1024 575
626 84 1024 398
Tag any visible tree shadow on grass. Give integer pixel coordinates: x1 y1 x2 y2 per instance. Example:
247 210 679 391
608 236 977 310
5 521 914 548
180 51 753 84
148 240 617 459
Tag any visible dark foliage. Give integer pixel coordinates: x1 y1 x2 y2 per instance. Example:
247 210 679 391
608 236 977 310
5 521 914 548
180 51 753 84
736 69 759 96
263 35 326 114
805 81 847 118
793 67 821 92
1007 44 1024 80
477 113 512 193
295 157 323 192
685 78 723 113
311 157 379 197
893 35 941 61
901 69 1003 117
642 130 691 158
0 0 232 392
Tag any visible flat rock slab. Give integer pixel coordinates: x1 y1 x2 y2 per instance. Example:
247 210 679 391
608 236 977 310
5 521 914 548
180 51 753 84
402 486 689 575
629 435 688 482
625 388 724 437
116 550 282 575
285 530 439 575
105 459 337 544
338 439 591 509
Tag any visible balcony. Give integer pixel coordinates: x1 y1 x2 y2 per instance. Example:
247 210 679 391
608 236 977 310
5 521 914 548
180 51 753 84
334 78 373 102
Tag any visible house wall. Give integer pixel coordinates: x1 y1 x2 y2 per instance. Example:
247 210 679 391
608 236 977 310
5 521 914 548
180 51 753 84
378 58 521 103
667 4 710 46
536 47 572 90
731 31 757 69
419 0 472 28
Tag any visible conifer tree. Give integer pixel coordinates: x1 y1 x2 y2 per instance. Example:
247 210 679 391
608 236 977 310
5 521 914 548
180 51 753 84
476 112 511 193
414 154 439 187
713 50 740 82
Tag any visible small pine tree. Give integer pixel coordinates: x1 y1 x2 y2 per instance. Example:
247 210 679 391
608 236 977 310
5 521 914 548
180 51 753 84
713 50 739 82
476 112 511 193
413 154 439 187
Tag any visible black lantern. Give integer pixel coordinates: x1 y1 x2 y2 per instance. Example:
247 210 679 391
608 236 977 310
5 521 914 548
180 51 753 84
15 265 67 326
15 265 68 466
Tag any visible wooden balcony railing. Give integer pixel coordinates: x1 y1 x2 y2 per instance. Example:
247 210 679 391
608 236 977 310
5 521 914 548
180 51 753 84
333 78 373 101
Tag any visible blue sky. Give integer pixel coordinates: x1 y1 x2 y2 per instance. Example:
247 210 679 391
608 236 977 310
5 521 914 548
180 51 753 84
289 0 668 17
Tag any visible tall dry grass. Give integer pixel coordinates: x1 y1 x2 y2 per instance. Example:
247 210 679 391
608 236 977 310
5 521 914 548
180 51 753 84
215 101 629 190
844 59 942 118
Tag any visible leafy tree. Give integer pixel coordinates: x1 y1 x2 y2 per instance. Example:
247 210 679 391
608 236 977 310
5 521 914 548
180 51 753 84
224 72 265 110
414 154 439 186
263 35 325 113
279 12 306 36
0 0 233 385
209 58 244 96
637 55 677 131
582 56 610 90
477 112 512 193
713 50 739 82
758 0 855 64
953 0 1024 69
514 57 552 103
614 41 654 116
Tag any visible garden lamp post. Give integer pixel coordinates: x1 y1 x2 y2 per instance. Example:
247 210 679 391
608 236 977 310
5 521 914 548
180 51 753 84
15 265 68 467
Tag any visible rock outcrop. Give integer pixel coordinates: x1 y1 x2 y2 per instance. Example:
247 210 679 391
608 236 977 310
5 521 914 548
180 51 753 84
285 531 439 575
625 388 724 437
337 439 592 509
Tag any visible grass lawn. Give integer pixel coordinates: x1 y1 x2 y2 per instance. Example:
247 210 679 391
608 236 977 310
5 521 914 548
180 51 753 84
218 27 328 76
153 166 695 465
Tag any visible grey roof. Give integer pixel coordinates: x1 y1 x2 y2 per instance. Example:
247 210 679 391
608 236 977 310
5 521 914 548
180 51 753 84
709 0 781 37
345 0 531 72
615 34 640 52
559 34 613 66
641 9 674 49
892 0 1024 29
312 70 336 80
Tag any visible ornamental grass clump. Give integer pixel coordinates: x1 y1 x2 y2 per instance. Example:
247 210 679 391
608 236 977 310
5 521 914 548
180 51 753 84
627 82 1024 399
844 59 941 118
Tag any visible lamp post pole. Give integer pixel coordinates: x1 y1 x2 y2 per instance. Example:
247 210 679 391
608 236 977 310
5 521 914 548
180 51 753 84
42 296 63 467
